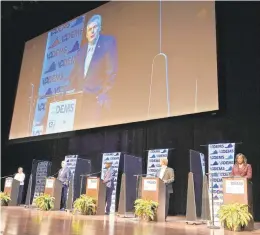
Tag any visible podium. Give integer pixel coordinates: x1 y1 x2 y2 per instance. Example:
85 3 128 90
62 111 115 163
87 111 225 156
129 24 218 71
4 177 20 206
141 177 166 222
223 177 254 230
44 177 62 210
86 177 106 215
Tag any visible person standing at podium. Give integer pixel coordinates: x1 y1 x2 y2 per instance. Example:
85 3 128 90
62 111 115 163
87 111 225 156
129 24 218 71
14 167 25 205
103 161 115 215
156 158 175 220
57 161 72 210
231 153 252 179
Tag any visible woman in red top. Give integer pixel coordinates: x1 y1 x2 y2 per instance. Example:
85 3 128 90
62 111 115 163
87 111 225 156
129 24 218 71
231 153 252 179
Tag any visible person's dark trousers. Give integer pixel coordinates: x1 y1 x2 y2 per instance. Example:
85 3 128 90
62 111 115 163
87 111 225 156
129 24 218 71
17 185 24 205
60 184 68 209
165 191 170 219
105 187 113 214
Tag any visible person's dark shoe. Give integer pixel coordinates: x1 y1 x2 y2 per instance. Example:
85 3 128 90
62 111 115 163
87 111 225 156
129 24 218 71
105 212 110 215
60 208 65 211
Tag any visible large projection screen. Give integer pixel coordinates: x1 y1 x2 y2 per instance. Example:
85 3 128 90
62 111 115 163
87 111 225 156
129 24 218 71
9 1 218 139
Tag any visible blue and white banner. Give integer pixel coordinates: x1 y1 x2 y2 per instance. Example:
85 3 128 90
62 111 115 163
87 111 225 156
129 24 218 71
208 143 235 225
65 155 78 175
146 149 169 176
200 153 206 176
101 152 121 213
33 161 49 199
31 15 85 134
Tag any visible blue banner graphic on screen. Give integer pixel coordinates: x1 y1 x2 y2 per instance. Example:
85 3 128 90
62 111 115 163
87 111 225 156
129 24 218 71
208 143 235 225
101 152 121 213
31 16 85 135
33 161 49 199
146 149 169 176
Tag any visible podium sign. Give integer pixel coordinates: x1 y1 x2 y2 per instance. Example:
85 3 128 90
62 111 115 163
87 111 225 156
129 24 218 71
45 179 55 188
5 178 13 188
143 179 157 191
225 179 244 194
87 178 98 189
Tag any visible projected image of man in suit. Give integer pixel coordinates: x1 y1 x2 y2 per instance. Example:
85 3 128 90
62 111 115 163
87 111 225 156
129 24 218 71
156 158 174 220
68 14 118 128
102 161 115 215
57 161 72 210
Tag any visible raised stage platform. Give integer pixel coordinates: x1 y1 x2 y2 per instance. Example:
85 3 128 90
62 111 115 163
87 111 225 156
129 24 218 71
1 207 260 235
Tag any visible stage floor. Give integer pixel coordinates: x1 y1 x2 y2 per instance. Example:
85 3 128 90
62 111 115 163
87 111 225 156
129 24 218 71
1 207 260 235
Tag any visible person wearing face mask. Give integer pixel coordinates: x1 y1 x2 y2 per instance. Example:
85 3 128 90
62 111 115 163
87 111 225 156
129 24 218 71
57 161 72 210
231 153 252 179
14 167 26 205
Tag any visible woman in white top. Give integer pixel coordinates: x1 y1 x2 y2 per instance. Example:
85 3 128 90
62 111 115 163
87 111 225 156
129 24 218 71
14 167 25 205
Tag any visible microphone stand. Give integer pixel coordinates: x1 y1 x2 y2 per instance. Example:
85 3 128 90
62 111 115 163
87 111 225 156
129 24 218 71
207 173 220 229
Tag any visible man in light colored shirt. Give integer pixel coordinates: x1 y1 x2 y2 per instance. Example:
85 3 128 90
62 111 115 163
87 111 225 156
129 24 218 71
14 167 25 205
156 158 174 220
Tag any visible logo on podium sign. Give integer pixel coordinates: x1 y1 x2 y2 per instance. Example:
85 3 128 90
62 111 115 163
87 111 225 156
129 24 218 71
5 178 13 188
87 178 98 189
143 179 157 191
45 179 54 188
226 180 244 194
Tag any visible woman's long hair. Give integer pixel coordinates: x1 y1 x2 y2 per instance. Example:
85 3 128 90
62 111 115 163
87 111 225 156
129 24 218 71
235 153 247 164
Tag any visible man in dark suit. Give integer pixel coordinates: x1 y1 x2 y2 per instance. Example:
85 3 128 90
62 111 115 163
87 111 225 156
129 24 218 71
68 14 118 127
57 161 72 210
156 158 175 220
102 161 115 215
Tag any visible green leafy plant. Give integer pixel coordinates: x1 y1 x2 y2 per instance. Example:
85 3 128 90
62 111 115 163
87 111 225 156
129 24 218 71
218 203 253 231
0 192 11 206
73 195 97 215
34 194 55 211
134 199 159 221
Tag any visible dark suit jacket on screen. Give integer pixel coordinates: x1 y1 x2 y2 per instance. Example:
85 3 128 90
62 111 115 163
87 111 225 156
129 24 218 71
69 35 118 95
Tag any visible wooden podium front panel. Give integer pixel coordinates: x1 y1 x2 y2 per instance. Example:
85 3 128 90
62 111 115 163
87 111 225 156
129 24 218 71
141 178 159 202
44 178 56 196
86 177 99 200
4 178 13 195
223 177 248 204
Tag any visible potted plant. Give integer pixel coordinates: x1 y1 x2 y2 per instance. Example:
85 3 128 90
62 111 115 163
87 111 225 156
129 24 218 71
134 198 159 221
0 192 11 206
73 195 97 215
34 194 55 211
218 203 253 231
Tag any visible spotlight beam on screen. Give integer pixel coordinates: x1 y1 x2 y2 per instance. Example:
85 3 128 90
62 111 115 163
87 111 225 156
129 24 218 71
28 83 35 135
147 0 170 119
